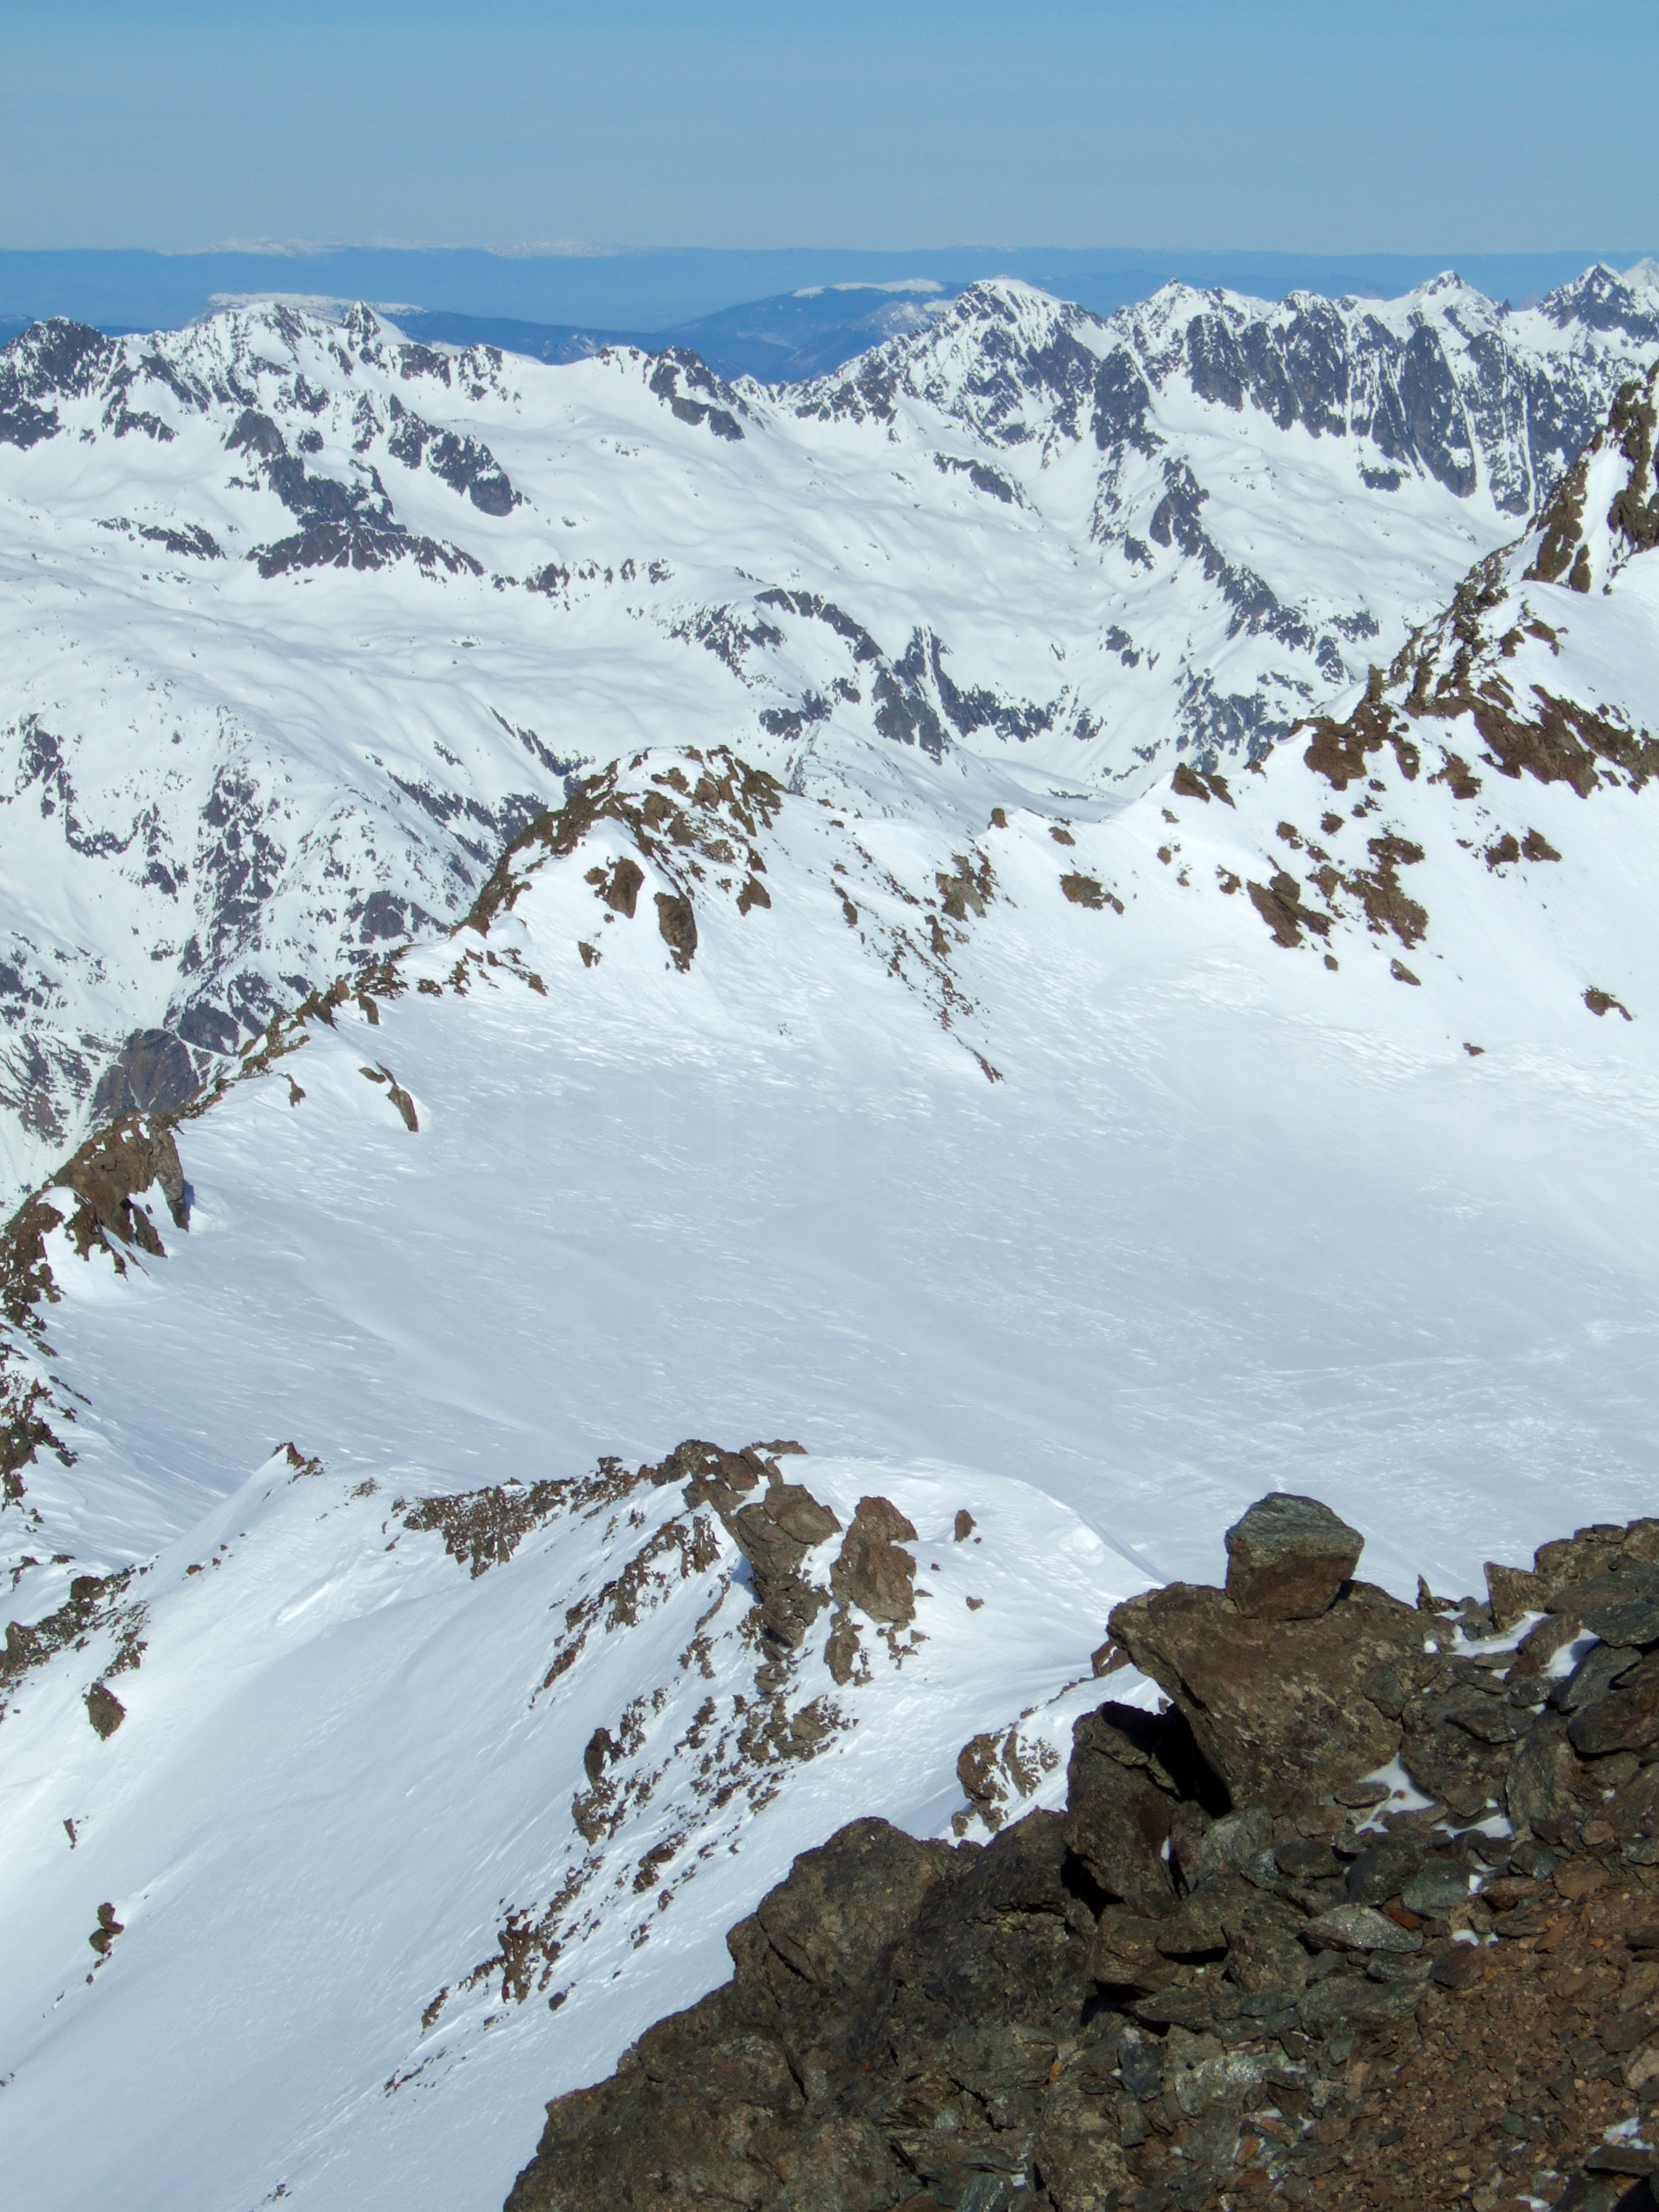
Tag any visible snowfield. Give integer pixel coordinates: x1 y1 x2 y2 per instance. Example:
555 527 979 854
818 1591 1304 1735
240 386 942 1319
2 284 1659 2210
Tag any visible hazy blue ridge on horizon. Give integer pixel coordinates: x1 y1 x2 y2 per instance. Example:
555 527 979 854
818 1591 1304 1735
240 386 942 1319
3 242 1656 353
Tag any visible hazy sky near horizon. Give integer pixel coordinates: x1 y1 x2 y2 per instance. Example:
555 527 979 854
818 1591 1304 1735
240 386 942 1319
4 0 1655 255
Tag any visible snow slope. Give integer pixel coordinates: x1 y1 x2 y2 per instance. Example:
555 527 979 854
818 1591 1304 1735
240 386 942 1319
6 359 1659 2203
3 264 1659 1193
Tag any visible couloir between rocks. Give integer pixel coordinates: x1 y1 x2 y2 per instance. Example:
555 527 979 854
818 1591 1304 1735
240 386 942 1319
507 1494 1659 2212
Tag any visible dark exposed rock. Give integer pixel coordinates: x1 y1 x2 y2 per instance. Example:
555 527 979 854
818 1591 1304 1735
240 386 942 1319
648 349 748 442
1107 1575 1417 1809
654 889 698 968
1301 1901 1422 1953
251 523 481 579
830 1496 919 1628
1064 1706 1176 1916
1568 1570 1659 1648
1569 1650 1659 1756
88 1901 124 1955
1486 1556 1550 1628
1223 1492 1363 1620
89 1028 199 1122
386 398 518 511
1556 1640 1645 1717
85 1682 125 1738
1507 1712 1588 1845
730 1481 841 1655
509 1497 1659 2212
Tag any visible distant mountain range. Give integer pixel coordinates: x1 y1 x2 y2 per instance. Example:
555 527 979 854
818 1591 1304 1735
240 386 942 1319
388 281 957 385
4 261 1659 1189
4 242 1658 382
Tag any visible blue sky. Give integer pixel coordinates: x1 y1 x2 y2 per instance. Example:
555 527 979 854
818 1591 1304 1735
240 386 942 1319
4 0 1656 255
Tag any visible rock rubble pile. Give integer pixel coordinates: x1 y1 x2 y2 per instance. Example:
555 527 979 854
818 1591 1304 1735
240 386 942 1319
506 1493 1659 2212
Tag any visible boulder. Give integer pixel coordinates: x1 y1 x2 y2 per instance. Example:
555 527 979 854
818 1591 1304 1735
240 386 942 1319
1090 1907 1182 1992
1506 1713 1589 1847
1558 1565 1659 1647
1400 1684 1517 1818
829 1496 918 1626
1402 1858 1473 1916
1064 1708 1176 1915
1107 1578 1418 1809
728 1479 841 1653
1343 1836 1424 1906
84 1681 125 1738
1223 1492 1363 1620
1301 1903 1423 1954
1485 1558 1549 1629
749 1816 951 1993
1568 1649 1659 1757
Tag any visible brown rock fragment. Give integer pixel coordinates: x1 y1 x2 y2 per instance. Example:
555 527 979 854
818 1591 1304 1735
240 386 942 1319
88 1901 124 1955
1486 1558 1550 1628
599 856 643 916
654 891 697 968
829 1497 918 1627
728 1481 841 1654
85 1682 125 1738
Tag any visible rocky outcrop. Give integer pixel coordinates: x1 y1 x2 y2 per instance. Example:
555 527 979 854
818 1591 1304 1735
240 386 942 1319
508 1494 1659 2212
1105 1575 1417 1814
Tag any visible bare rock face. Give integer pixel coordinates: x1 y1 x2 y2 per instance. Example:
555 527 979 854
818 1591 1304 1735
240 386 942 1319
1064 1704 1179 1916
507 1496 1659 2212
1107 1577 1420 1811
89 1026 199 1121
84 1681 125 1737
1223 1492 1363 1620
830 1495 918 1627
729 1480 841 1654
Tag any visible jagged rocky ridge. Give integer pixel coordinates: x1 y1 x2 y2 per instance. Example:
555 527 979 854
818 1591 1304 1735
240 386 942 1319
509 1493 1659 2212
3 265 1659 1194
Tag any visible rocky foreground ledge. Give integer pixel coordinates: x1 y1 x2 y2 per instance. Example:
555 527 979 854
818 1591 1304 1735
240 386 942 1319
507 1496 1659 2212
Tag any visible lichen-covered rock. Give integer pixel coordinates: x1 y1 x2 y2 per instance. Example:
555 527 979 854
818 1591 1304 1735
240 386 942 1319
1223 1492 1363 1620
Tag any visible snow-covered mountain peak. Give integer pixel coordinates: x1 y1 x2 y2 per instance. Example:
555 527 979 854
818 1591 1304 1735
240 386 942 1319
1537 258 1659 340
4 268 1659 1197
